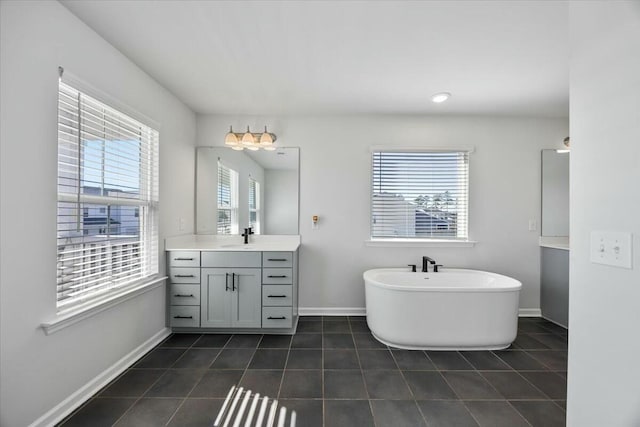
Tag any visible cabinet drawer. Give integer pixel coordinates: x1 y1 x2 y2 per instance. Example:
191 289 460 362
262 252 293 268
262 285 293 306
168 267 200 284
262 307 293 328
170 284 200 306
168 251 200 267
262 268 293 284
202 251 261 268
170 306 200 327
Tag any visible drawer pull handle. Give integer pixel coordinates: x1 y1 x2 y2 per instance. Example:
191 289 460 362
174 257 194 261
268 295 287 298
268 275 287 278
267 316 286 320
173 315 193 319
174 294 194 298
174 274 195 278
268 258 288 262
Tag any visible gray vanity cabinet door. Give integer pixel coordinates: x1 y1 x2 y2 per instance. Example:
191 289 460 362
232 268 262 328
201 268 233 327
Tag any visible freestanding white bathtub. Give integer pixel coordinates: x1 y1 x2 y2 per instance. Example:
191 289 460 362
363 268 522 350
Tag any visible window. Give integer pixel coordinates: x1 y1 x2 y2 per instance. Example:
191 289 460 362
57 81 159 311
248 178 260 234
217 161 238 234
371 150 469 240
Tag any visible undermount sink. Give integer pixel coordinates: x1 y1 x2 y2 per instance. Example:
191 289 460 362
218 244 255 250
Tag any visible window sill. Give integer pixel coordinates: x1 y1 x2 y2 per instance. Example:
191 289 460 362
365 239 477 248
41 276 167 335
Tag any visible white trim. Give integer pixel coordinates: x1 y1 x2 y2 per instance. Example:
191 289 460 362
42 276 167 335
369 145 475 154
299 307 366 317
28 327 171 427
518 308 542 317
365 239 477 248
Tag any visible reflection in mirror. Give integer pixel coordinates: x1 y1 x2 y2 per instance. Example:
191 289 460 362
196 147 299 235
541 149 569 236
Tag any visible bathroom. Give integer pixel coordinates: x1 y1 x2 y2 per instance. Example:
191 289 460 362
1 1 639 427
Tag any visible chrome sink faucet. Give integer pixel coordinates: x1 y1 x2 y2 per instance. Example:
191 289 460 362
422 256 436 272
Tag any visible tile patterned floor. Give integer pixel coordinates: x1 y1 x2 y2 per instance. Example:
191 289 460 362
58 316 567 427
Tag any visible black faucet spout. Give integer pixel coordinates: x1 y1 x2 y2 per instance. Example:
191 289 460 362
422 256 436 272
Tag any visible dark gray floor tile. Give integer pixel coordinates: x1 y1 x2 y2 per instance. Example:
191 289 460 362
239 370 283 397
461 351 512 370
173 348 220 369
518 321 555 334
358 349 397 369
291 333 322 348
323 316 349 321
427 351 474 370
481 372 546 399
249 349 288 369
494 350 547 370
258 334 292 348
286 349 322 369
403 371 457 399
323 320 350 333
145 369 205 397
520 372 567 399
324 370 367 398
296 320 322 333
371 400 427 427
464 401 529 427
193 334 231 348
528 333 568 350
299 315 322 321
113 397 182 427
353 333 387 349
209 348 255 369
189 370 244 397
279 370 322 398
363 370 412 399
554 400 566 410
279 399 323 427
100 369 165 397
556 371 567 379
527 350 568 370
511 400 566 427
167 398 224 427
59 398 136 427
442 371 501 399
324 349 360 369
134 348 186 368
538 321 568 335
417 400 479 427
226 334 263 348
392 350 436 370
512 334 550 350
323 333 355 349
160 334 202 348
348 315 367 321
349 321 371 333
324 399 374 427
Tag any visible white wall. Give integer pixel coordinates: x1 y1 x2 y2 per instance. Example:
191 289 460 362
568 2 640 425
198 115 568 312
264 169 299 235
0 2 196 426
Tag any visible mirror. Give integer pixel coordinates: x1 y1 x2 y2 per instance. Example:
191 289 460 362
196 147 299 235
541 149 569 236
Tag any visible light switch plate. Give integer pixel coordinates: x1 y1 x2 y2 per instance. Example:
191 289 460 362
590 231 633 269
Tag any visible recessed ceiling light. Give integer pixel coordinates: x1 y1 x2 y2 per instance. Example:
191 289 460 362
431 92 451 103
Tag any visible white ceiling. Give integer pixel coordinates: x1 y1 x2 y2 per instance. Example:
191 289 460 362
61 0 569 117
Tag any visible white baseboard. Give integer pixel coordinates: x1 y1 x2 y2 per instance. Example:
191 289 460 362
299 307 366 316
29 327 171 427
519 308 542 317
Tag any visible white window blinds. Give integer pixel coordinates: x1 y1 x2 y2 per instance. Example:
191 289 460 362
249 178 260 234
217 162 238 234
371 150 469 239
57 81 159 310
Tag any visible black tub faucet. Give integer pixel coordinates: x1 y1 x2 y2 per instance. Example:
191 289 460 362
422 256 436 272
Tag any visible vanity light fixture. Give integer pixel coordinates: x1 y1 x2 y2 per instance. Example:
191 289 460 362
431 92 451 103
225 126 277 151
557 136 570 153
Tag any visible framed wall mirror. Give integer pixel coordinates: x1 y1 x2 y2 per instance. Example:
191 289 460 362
196 147 299 235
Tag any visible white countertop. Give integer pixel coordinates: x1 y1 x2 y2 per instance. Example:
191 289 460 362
539 236 570 251
165 234 301 252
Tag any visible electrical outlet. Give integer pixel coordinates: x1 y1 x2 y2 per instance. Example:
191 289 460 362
590 231 633 269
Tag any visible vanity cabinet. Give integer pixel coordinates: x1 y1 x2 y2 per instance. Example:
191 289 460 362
168 251 202 328
201 268 262 328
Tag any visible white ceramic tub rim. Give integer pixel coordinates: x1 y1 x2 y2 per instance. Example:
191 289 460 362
363 268 522 293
